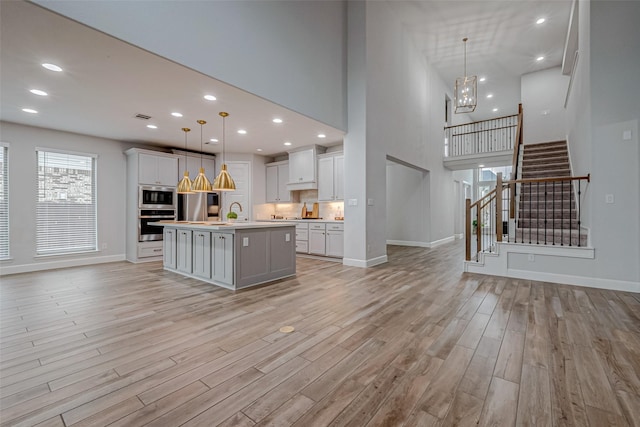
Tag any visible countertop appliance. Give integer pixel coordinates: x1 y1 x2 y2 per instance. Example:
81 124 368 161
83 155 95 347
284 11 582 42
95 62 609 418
178 192 220 222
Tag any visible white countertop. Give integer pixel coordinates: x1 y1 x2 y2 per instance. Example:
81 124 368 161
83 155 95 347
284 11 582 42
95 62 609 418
258 219 345 224
152 220 297 231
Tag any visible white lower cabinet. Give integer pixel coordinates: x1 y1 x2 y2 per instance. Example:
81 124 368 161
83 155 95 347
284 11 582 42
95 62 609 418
176 229 192 273
295 223 309 253
192 231 211 279
325 223 344 258
309 224 327 255
212 232 234 285
163 229 177 269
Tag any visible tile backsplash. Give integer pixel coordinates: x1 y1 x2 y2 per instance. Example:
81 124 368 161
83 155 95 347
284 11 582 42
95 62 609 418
254 198 344 220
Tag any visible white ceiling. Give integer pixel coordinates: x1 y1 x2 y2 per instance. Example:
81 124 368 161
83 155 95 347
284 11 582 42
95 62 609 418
0 1 572 156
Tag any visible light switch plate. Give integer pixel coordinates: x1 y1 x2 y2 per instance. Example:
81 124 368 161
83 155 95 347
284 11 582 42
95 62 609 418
367 198 374 206
348 199 358 206
623 130 632 140
605 194 614 204
285 233 290 242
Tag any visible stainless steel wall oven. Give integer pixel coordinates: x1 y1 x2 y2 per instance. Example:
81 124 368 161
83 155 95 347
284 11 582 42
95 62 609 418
138 209 175 242
138 185 176 209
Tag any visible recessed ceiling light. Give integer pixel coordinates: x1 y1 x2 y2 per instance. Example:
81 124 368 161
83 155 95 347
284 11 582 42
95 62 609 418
256 148 263 152
317 133 326 138
22 108 38 114
536 56 545 62
479 77 486 83
210 138 219 143
237 129 247 134
492 108 499 112
147 124 158 129
42 63 62 72
284 142 292 146
204 94 217 101
478 164 485 168
171 112 183 117
536 18 546 25
272 118 283 124
30 89 48 96
486 93 494 99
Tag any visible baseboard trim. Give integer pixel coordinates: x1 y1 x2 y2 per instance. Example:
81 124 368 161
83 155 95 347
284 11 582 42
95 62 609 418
386 240 429 248
430 235 456 248
386 235 455 249
343 255 388 268
507 268 640 293
0 254 126 276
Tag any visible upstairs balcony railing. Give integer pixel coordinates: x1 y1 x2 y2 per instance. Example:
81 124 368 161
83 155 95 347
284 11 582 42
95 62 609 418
444 106 521 158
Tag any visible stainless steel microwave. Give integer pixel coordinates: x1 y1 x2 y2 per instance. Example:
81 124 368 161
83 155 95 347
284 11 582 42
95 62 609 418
138 185 176 209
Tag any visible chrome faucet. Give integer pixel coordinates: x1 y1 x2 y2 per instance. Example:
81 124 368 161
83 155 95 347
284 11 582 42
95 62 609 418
229 202 243 215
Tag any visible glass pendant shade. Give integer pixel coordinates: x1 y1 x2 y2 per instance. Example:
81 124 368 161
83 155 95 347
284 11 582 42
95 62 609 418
213 112 236 191
192 120 213 192
177 127 195 194
454 37 477 114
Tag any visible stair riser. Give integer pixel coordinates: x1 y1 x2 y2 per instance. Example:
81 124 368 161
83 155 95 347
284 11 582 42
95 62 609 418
517 219 581 229
523 151 568 159
514 231 588 246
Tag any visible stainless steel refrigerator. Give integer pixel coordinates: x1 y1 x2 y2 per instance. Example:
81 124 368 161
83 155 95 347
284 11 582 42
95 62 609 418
177 192 220 222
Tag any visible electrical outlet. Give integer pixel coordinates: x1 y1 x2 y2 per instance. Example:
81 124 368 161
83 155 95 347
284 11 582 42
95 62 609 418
285 233 290 242
623 130 632 141
605 194 614 204
101 243 107 250
243 237 249 247
528 254 535 262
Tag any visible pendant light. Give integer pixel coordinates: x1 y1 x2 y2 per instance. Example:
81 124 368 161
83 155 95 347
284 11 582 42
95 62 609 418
176 127 195 194
213 112 236 191
191 119 213 192
454 37 477 114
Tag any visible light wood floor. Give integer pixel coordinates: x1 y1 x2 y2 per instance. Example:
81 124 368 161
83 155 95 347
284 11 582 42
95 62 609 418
1 241 639 426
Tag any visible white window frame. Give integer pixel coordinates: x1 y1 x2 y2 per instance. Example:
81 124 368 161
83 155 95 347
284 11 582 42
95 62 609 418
0 143 9 260
36 148 98 256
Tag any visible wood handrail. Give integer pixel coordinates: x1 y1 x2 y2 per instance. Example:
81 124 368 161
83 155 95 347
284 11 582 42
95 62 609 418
444 113 518 130
469 188 496 209
450 124 518 137
505 174 590 185
510 104 524 219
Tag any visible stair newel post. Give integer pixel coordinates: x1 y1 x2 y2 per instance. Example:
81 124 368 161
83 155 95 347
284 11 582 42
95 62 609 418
496 173 503 242
465 198 471 261
476 204 482 256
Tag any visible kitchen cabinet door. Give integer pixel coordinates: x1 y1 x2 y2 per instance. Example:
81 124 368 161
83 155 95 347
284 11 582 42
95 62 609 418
139 153 178 186
192 231 211 279
267 162 291 203
163 228 177 269
176 229 192 273
317 156 334 201
326 230 344 258
334 155 344 200
212 232 234 285
309 229 326 255
288 149 315 184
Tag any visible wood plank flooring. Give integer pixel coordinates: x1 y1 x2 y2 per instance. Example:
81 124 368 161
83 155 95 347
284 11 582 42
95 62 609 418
1 241 639 426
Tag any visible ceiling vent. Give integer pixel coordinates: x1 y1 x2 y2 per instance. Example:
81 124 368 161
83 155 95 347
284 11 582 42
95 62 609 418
134 113 152 120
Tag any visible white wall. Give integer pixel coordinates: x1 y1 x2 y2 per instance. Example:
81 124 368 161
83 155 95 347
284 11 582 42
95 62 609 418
521 67 570 144
34 0 347 132
386 162 429 246
0 121 128 274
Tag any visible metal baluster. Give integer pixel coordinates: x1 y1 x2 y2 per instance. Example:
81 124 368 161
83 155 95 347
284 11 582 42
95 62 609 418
536 181 540 244
569 180 573 247
561 180 564 246
544 181 547 245
529 183 532 244
552 181 556 245
578 180 582 247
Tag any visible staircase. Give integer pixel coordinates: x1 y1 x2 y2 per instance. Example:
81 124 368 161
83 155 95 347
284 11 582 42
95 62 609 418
515 141 587 246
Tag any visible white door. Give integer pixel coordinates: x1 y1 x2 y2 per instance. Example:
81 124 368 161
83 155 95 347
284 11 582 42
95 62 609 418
223 162 250 221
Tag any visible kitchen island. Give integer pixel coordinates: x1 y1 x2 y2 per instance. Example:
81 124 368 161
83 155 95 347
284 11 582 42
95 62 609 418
154 221 296 290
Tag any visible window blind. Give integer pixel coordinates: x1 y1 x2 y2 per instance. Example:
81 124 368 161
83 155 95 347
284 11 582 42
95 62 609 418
36 150 97 255
0 145 8 259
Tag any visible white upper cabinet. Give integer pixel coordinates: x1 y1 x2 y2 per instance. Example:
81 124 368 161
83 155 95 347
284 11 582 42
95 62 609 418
287 145 326 191
138 152 178 186
317 152 344 201
266 161 291 203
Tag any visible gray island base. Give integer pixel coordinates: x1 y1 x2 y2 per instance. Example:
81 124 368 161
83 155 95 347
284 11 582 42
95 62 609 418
155 221 297 290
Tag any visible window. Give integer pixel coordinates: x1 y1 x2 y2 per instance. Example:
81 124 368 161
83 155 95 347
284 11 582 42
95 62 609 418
36 150 97 255
0 144 8 259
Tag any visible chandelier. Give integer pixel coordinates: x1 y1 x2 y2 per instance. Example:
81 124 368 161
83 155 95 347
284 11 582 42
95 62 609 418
454 37 477 114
